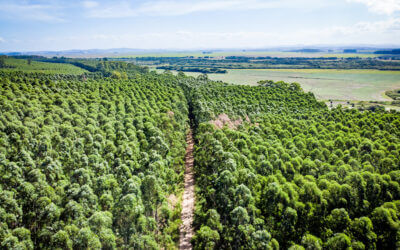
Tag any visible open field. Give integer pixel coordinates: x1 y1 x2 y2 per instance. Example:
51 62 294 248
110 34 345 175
1 58 88 75
155 68 400 101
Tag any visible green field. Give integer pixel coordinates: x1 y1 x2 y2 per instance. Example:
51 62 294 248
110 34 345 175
1 58 88 75
156 68 400 101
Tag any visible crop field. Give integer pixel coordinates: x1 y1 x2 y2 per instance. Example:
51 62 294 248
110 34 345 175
1 58 88 75
156 68 400 101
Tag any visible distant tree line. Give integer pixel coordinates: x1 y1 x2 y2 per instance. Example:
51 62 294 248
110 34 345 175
157 66 227 74
134 56 400 70
375 49 400 54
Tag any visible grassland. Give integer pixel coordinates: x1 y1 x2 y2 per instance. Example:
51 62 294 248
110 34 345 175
1 58 88 75
155 68 400 101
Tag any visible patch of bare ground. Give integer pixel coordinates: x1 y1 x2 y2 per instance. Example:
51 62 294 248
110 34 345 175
167 194 178 211
210 114 257 129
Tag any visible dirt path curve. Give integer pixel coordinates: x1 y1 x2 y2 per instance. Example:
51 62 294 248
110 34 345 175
179 129 195 250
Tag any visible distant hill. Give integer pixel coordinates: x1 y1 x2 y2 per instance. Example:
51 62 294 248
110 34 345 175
0 48 173 57
1 46 400 58
288 48 323 53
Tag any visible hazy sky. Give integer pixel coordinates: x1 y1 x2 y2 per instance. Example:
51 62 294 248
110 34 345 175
0 0 399 51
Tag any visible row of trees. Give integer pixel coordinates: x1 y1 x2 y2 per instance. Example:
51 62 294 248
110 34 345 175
157 66 227 74
183 76 400 249
11 56 149 76
0 70 190 249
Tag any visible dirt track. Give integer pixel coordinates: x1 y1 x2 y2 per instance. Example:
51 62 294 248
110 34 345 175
179 129 195 250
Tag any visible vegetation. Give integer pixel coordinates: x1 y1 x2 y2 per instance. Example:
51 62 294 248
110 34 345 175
375 49 400 55
157 65 227 74
385 89 400 107
386 89 400 100
166 68 400 102
12 56 149 77
0 58 399 249
180 76 400 249
0 56 6 68
0 67 189 248
133 55 400 70
0 57 88 75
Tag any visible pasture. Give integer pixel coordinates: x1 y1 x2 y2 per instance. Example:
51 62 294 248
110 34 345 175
159 68 400 101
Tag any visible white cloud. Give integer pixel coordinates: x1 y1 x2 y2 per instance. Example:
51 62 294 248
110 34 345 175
82 1 99 8
84 0 326 18
0 37 4 43
137 0 277 16
347 0 400 15
322 18 400 35
39 19 400 50
0 1 65 22
84 1 136 18
291 17 400 45
42 31 286 49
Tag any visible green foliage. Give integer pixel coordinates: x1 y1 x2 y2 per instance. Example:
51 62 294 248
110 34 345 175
0 70 189 248
386 88 400 106
192 226 220 250
1 59 400 249
184 75 400 249
0 56 6 68
0 58 88 74
135 55 400 70
157 65 227 74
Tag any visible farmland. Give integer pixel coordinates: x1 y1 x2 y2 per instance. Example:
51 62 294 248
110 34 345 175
155 68 400 102
139 53 400 104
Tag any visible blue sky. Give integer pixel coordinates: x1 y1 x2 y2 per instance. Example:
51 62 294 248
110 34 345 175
0 0 399 51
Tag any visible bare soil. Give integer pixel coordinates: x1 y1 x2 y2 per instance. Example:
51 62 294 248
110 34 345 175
209 113 244 129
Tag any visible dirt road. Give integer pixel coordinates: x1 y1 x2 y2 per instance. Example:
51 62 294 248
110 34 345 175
179 129 195 250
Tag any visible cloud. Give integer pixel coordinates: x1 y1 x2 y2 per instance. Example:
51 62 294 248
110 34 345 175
136 0 278 16
84 0 325 18
42 31 285 49
84 1 137 18
0 1 65 22
82 1 99 8
322 18 400 35
347 0 400 15
289 17 400 46
0 37 4 43
40 19 400 50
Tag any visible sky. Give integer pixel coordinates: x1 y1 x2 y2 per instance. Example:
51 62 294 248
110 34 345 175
0 0 399 51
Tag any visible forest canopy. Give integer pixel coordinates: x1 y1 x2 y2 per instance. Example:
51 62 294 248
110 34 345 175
0 58 399 249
